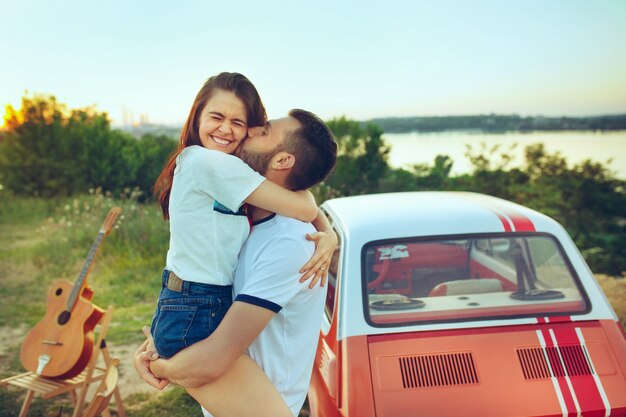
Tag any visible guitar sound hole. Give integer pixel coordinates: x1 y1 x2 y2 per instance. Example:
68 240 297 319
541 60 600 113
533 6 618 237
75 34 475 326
55 288 63 296
57 311 71 325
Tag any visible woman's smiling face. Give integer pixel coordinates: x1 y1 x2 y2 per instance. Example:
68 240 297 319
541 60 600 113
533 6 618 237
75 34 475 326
197 89 248 154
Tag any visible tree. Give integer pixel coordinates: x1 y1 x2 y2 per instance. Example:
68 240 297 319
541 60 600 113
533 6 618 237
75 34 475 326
324 117 390 196
0 94 175 197
134 134 177 199
461 142 529 199
520 145 626 274
1 95 88 196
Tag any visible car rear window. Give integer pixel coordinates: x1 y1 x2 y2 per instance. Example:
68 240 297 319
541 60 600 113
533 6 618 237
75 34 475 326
362 233 589 326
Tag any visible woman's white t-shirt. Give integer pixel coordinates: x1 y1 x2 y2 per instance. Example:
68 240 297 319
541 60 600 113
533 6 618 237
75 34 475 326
165 145 265 285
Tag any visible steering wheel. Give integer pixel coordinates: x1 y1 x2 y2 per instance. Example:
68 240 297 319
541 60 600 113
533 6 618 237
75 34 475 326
368 259 390 290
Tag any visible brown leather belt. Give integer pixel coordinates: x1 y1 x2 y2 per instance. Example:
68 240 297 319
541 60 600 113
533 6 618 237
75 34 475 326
166 271 184 292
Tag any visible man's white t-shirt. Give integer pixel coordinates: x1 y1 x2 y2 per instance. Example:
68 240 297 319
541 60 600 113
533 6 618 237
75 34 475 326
202 214 327 417
166 145 264 285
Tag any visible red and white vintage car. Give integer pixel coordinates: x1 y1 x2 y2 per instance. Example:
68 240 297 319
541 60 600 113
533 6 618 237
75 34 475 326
309 192 626 417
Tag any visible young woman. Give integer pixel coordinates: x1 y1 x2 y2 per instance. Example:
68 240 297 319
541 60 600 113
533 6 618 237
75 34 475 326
147 72 335 416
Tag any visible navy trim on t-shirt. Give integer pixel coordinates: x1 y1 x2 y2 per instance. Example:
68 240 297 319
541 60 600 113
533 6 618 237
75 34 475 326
235 294 282 313
251 213 276 226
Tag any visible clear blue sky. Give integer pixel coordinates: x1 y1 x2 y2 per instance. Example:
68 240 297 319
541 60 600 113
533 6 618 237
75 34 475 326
1 0 625 126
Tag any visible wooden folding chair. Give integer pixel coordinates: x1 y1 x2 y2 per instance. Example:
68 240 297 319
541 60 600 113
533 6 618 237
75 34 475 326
0 306 126 417
82 358 119 417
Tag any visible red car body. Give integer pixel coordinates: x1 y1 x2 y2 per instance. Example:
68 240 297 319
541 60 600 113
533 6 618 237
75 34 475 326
308 192 626 417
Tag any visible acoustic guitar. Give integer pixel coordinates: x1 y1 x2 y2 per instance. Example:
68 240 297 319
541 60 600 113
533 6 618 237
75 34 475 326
20 206 122 379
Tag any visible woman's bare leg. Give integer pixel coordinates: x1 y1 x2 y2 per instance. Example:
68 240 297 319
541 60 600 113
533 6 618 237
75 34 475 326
186 354 292 417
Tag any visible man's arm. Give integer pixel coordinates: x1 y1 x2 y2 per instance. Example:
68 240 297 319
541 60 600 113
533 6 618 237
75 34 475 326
149 301 275 388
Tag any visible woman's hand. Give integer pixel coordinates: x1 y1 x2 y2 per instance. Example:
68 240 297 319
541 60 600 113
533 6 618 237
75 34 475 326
133 327 170 390
299 230 338 288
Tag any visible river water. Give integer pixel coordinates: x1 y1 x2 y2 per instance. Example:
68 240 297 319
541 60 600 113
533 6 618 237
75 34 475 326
383 130 626 179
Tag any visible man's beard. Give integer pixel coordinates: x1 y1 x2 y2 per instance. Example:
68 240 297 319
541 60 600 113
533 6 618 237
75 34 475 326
238 147 274 175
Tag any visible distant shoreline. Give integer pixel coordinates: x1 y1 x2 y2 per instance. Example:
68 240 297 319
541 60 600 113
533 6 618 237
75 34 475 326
382 128 626 135
366 114 626 134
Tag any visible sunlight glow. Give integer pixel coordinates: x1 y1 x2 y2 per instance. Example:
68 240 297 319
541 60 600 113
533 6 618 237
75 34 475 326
2 104 23 130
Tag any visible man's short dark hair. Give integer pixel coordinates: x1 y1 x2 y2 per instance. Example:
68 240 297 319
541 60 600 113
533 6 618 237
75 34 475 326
279 109 337 191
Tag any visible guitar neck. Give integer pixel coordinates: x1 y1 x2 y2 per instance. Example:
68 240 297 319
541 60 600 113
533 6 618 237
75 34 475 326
66 230 105 311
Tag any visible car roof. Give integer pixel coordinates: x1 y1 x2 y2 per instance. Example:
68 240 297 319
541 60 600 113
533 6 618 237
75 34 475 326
321 192 618 339
322 191 566 243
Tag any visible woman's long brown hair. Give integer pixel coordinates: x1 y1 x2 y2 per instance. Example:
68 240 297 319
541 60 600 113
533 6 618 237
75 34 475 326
153 72 267 219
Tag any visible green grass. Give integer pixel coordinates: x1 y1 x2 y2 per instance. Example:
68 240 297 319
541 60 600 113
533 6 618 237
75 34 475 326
0 191 172 415
125 388 203 417
0 189 167 336
0 192 315 416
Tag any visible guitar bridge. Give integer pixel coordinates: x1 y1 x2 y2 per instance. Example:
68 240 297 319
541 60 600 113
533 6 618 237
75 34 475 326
42 340 63 346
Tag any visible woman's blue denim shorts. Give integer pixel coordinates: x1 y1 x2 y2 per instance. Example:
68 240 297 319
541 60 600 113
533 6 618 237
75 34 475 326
150 270 233 359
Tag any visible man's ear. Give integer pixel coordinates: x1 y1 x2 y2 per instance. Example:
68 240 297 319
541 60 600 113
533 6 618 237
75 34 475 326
270 151 295 171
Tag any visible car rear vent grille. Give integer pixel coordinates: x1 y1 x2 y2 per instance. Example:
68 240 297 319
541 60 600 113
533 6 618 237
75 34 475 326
399 352 478 389
517 345 593 380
